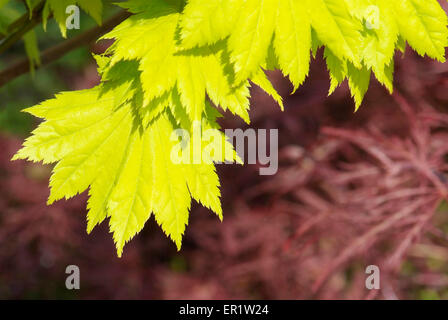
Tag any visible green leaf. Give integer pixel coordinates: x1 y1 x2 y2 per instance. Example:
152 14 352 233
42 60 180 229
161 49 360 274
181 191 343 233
23 30 41 72
274 0 311 90
306 0 362 67
179 0 242 49
227 0 278 83
393 0 448 62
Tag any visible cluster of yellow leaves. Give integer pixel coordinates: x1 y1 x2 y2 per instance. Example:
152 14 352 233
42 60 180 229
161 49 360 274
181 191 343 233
181 0 447 108
14 0 448 256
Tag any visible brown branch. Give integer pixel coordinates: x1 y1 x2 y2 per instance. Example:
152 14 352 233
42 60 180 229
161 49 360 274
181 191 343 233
0 10 131 89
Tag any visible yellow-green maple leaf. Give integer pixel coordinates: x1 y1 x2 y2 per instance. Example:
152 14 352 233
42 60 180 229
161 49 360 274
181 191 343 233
393 0 448 62
14 84 238 256
344 0 398 92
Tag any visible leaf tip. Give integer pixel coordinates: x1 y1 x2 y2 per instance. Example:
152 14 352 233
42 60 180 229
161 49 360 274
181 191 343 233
175 239 182 251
